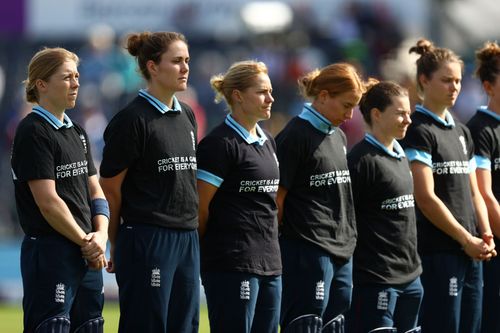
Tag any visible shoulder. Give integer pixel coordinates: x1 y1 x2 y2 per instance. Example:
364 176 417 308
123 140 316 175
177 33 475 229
348 140 374 165
107 98 148 128
179 101 196 124
16 113 50 138
276 117 311 144
199 123 231 148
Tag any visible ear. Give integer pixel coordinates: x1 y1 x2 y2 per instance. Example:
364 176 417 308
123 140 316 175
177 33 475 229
418 74 429 88
317 89 330 103
483 80 494 96
35 79 47 92
371 107 381 122
232 89 242 104
146 60 157 77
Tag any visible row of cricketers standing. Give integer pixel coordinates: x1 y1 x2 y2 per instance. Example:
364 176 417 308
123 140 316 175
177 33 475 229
10 31 500 333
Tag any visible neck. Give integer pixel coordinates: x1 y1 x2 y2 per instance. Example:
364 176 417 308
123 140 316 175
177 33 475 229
38 102 65 122
369 129 393 151
488 99 500 115
147 85 174 109
422 101 447 119
230 112 258 136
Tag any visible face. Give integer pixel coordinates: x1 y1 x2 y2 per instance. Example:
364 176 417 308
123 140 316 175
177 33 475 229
484 75 500 111
421 61 462 109
319 90 361 126
38 60 79 112
236 72 274 123
374 95 412 140
149 40 189 93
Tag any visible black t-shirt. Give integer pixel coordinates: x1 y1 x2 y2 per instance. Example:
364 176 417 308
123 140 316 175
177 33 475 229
467 107 500 200
401 106 478 254
275 104 357 263
348 135 422 285
11 107 96 236
197 115 281 275
100 92 198 230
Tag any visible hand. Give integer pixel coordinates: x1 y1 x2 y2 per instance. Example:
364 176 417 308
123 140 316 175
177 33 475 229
463 236 492 260
87 255 107 270
81 231 107 262
482 233 497 260
106 245 115 273
463 235 495 261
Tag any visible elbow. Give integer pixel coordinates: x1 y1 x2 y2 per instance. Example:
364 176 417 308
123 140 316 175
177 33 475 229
414 192 436 214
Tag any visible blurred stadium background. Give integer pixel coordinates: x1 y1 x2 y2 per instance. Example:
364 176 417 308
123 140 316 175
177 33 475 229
0 0 498 313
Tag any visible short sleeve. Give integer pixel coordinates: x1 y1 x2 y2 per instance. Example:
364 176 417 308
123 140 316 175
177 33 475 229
347 153 366 205
471 125 493 161
402 124 434 154
100 111 143 177
275 129 303 190
197 135 234 187
13 125 55 181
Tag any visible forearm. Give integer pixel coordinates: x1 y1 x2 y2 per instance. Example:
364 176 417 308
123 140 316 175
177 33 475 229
472 190 492 236
39 197 87 246
107 195 122 246
417 193 472 246
485 196 500 238
198 208 208 238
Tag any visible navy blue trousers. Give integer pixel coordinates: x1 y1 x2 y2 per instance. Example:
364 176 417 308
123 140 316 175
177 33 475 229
114 224 200 333
202 271 281 333
21 234 104 333
482 245 500 333
280 238 353 329
348 277 423 333
419 253 482 333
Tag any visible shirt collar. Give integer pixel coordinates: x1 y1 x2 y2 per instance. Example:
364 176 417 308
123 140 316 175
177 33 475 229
365 133 406 159
139 89 182 114
32 105 73 129
224 114 268 146
477 105 500 122
415 104 455 128
298 103 336 134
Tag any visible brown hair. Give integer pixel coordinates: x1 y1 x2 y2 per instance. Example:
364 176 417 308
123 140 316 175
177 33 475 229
297 63 365 100
24 47 79 103
409 38 463 92
210 60 268 108
359 80 408 125
475 41 500 84
126 31 188 81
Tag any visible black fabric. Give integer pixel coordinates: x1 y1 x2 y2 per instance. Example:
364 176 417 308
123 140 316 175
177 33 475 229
348 139 422 285
276 117 356 262
401 111 478 254
11 113 95 235
467 110 500 200
100 96 198 230
197 122 281 275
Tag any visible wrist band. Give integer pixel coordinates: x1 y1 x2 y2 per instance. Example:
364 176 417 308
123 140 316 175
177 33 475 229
91 198 110 220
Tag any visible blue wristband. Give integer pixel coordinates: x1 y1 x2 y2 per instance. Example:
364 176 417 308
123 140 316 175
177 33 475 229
91 198 110 220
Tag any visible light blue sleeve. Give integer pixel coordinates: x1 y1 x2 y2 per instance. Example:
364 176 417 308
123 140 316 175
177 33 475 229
197 169 223 187
404 148 433 168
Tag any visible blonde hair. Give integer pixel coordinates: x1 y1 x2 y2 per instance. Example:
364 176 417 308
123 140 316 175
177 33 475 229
298 63 365 100
210 60 268 108
24 47 79 103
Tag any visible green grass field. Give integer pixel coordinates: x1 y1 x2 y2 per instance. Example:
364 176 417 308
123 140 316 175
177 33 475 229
0 302 211 332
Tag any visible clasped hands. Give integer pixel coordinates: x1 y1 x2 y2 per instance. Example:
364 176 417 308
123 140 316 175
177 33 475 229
81 231 108 270
463 233 497 261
